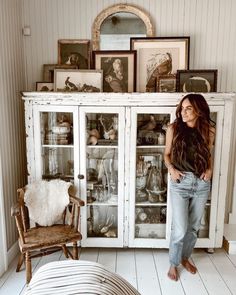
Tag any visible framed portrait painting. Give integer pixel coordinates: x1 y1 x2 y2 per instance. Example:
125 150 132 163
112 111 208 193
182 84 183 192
93 50 136 92
58 39 90 69
36 82 54 92
176 70 218 92
54 69 103 92
130 37 190 92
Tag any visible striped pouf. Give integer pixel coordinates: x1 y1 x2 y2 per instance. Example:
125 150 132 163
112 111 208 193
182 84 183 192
25 260 141 295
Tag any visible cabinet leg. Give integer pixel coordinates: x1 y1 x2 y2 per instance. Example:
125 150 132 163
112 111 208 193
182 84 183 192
206 248 215 254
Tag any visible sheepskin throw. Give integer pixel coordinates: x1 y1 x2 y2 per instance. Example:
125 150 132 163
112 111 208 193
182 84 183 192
24 180 72 226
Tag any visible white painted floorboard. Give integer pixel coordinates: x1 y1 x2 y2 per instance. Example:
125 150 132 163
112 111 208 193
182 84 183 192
0 248 236 295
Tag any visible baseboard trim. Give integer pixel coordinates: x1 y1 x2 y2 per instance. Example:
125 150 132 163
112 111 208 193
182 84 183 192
223 237 236 255
7 241 19 266
223 224 236 254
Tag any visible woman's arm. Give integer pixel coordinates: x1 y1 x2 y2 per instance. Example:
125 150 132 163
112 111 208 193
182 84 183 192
164 124 184 182
200 126 216 181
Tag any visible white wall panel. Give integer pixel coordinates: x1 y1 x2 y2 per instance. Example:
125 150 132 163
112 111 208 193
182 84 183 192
21 0 236 92
0 0 27 250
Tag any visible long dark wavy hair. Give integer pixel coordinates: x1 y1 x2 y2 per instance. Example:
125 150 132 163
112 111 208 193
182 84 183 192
171 94 215 175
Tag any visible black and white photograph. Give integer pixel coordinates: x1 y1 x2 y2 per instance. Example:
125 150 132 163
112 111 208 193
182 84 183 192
176 70 218 92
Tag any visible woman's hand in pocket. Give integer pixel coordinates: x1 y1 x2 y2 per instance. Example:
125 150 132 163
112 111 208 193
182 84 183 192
169 167 185 183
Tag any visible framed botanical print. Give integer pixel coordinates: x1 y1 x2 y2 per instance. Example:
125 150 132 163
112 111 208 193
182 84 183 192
176 70 218 92
54 69 103 92
36 82 54 91
93 50 136 92
58 39 90 69
130 37 190 92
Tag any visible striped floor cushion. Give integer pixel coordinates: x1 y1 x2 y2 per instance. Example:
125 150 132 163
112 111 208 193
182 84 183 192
25 260 140 295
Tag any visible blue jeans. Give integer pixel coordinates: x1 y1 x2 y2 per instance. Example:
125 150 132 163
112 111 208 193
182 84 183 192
169 172 210 266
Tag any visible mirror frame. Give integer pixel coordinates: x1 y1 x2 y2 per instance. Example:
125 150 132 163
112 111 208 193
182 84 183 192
92 3 155 50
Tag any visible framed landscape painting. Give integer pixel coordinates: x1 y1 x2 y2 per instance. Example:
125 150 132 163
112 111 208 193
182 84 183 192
176 69 218 92
130 37 190 92
54 69 103 92
58 39 90 69
156 75 176 92
93 50 136 92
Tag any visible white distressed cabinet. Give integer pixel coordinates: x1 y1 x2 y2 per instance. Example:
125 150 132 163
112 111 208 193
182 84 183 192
22 92 235 249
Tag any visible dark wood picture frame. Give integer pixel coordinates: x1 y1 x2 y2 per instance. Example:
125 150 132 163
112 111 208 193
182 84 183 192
93 50 136 93
156 74 176 92
43 64 77 82
58 39 90 69
36 82 54 92
176 69 218 92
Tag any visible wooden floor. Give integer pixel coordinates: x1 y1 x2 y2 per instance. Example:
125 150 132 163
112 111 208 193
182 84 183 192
0 248 236 295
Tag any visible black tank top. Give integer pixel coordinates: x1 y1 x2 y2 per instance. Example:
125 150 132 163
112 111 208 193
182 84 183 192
172 126 206 176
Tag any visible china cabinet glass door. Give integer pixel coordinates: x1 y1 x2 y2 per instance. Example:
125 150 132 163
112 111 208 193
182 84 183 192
129 106 224 249
129 107 175 248
79 107 125 247
196 106 224 248
33 105 79 183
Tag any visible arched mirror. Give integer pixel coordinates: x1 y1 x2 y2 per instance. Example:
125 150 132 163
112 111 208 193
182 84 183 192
92 4 154 50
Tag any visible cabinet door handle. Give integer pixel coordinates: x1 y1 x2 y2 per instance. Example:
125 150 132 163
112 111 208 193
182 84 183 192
77 174 84 179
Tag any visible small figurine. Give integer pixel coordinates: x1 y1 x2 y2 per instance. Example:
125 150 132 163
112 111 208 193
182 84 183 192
87 128 100 145
140 115 156 131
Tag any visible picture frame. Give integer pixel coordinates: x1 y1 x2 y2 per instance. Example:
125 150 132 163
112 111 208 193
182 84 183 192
93 50 136 92
176 69 218 92
130 37 190 92
58 39 90 69
36 82 54 92
156 75 176 92
54 69 103 92
43 64 77 82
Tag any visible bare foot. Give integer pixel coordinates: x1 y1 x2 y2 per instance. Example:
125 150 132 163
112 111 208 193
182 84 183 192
167 266 178 281
181 259 197 274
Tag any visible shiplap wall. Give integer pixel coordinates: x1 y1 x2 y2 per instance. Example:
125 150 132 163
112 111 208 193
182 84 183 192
21 0 236 92
0 0 27 250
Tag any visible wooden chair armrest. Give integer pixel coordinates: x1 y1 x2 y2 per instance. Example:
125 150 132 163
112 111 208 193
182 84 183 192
11 203 20 217
69 194 85 207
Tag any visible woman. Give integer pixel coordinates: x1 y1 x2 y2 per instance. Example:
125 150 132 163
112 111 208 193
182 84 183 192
164 93 215 281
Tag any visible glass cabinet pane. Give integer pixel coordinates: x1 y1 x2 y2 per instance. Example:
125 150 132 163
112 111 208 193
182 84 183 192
42 147 73 180
40 112 74 181
85 113 119 238
197 111 217 239
135 113 170 239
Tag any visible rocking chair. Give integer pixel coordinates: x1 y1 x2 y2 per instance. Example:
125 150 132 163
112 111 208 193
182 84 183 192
11 181 84 283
